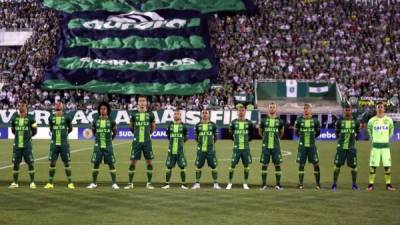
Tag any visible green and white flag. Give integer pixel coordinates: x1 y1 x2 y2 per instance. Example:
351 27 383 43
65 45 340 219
309 83 329 96
286 79 297 98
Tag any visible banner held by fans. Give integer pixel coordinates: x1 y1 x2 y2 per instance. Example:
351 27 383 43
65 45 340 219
43 0 255 95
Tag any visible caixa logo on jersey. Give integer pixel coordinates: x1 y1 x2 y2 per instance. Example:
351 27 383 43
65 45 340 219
373 125 389 131
293 129 336 141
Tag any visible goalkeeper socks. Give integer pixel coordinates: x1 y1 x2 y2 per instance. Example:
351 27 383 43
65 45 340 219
65 165 72 183
212 168 218 183
298 165 305 185
166 168 172 184
49 165 56 184
368 167 376 184
195 168 201 183
13 164 20 183
261 165 267 186
229 167 235 183
351 167 357 184
28 164 35 183
92 165 100 184
275 166 282 186
180 168 186 184
244 167 250 184
384 167 391 184
109 164 117 184
128 164 136 183
314 165 320 186
333 166 340 184
147 164 153 183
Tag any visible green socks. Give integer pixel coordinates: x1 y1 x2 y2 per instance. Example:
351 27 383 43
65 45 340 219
147 164 153 183
128 164 136 183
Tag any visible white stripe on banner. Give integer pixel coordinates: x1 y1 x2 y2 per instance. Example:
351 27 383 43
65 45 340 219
286 79 297 98
309 86 329 93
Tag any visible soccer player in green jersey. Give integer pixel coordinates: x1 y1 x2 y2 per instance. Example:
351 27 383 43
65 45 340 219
9 100 37 189
367 102 395 191
125 96 156 190
87 102 119 190
294 103 321 190
192 109 222 190
226 105 254 190
258 103 284 190
331 104 360 191
161 109 189 189
44 101 75 189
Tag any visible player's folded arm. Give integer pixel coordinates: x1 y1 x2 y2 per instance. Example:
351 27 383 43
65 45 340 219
31 120 38 137
166 122 171 139
229 121 235 141
11 118 15 135
183 125 188 142
67 117 73 134
248 121 253 142
112 128 117 140
314 119 321 137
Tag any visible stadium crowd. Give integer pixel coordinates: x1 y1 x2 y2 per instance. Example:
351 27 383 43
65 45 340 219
0 0 399 112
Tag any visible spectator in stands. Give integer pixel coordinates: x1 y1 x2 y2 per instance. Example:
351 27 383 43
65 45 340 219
0 0 399 113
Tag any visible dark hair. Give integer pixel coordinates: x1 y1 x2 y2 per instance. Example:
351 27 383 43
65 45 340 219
98 101 111 115
343 103 352 109
137 95 148 101
19 100 28 105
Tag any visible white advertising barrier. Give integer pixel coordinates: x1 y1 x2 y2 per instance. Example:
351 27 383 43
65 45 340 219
7 127 79 140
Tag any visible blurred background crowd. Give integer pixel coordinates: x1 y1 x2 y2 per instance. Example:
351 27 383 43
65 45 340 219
0 0 399 112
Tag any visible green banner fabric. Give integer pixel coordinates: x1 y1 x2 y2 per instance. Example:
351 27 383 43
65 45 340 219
43 0 255 95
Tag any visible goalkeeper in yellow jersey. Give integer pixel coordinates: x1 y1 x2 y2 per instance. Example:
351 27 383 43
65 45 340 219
367 102 395 191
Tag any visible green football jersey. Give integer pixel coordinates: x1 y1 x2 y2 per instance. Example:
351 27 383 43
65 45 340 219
367 115 394 148
131 110 155 143
230 119 253 150
335 117 359 150
92 117 116 148
260 116 284 149
166 122 187 154
195 121 217 152
295 116 320 148
11 114 37 148
49 113 72 146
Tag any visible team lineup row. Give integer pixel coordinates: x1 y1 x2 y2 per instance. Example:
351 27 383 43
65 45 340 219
7 97 396 192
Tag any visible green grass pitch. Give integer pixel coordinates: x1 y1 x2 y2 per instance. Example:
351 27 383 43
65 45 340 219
0 139 399 225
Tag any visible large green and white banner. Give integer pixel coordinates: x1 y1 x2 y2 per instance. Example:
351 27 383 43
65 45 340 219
43 0 255 95
0 110 259 127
